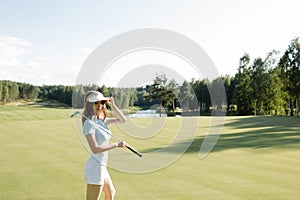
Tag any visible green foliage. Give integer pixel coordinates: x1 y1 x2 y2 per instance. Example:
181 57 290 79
234 53 252 115
1 37 299 116
191 78 211 113
178 80 193 110
278 37 300 116
0 80 39 102
232 44 299 116
146 73 179 115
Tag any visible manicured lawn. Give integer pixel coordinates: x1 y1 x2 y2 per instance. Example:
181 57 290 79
0 105 299 199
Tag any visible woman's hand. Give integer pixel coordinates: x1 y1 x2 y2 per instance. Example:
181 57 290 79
116 141 127 148
106 96 127 124
107 97 115 107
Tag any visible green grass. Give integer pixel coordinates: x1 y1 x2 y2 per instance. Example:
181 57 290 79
0 105 300 199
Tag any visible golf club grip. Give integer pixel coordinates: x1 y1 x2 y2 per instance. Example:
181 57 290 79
126 146 143 157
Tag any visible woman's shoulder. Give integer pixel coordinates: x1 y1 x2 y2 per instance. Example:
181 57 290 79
83 119 96 135
83 118 97 129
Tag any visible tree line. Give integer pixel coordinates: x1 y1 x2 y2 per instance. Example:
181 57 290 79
1 37 299 117
232 37 299 117
0 80 40 102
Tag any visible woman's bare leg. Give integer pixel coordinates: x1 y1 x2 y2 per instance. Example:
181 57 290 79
102 176 116 200
86 184 103 200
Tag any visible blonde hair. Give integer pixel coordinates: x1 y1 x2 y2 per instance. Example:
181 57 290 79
82 91 107 125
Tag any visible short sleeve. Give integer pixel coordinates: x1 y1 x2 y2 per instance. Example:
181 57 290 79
83 120 95 136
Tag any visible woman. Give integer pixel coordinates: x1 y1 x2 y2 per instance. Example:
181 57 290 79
82 90 127 200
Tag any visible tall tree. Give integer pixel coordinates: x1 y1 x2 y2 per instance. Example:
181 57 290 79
222 75 237 113
234 53 252 115
0 81 2 101
100 85 110 97
261 50 285 115
278 37 300 117
178 80 193 111
136 87 148 106
265 67 286 115
147 73 178 116
209 77 227 112
10 82 19 101
166 79 178 115
191 79 210 113
129 89 137 107
250 57 267 115
72 84 85 108
2 81 10 102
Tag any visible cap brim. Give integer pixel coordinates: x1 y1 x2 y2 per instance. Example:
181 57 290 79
88 98 109 102
87 94 109 102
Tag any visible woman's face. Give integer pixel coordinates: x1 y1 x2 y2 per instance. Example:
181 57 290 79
94 100 106 115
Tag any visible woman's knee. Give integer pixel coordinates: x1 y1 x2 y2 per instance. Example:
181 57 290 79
103 180 116 199
104 187 116 199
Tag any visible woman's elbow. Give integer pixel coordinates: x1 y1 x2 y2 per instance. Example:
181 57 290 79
90 147 98 154
90 146 102 154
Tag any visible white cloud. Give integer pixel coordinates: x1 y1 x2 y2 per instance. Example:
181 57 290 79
0 36 31 66
27 61 40 70
33 56 47 62
0 35 31 46
0 36 49 85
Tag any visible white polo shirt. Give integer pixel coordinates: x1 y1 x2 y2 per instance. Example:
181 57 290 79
83 117 111 166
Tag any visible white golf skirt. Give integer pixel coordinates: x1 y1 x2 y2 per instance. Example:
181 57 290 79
84 156 109 185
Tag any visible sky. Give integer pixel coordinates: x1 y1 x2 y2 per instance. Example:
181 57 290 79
0 0 299 87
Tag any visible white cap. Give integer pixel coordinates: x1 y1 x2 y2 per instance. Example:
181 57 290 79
86 91 108 102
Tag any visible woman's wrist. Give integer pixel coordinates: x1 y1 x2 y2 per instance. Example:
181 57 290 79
111 103 117 109
113 143 118 148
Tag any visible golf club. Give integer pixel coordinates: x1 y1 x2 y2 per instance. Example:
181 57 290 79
71 111 143 158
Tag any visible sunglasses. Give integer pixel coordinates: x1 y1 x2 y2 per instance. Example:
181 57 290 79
94 100 107 105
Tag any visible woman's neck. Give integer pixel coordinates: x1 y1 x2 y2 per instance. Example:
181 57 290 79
96 114 104 120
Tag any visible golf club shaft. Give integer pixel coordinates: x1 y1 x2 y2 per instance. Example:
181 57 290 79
71 111 143 157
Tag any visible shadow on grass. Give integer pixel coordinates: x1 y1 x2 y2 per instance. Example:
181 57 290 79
143 116 300 154
31 100 70 109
